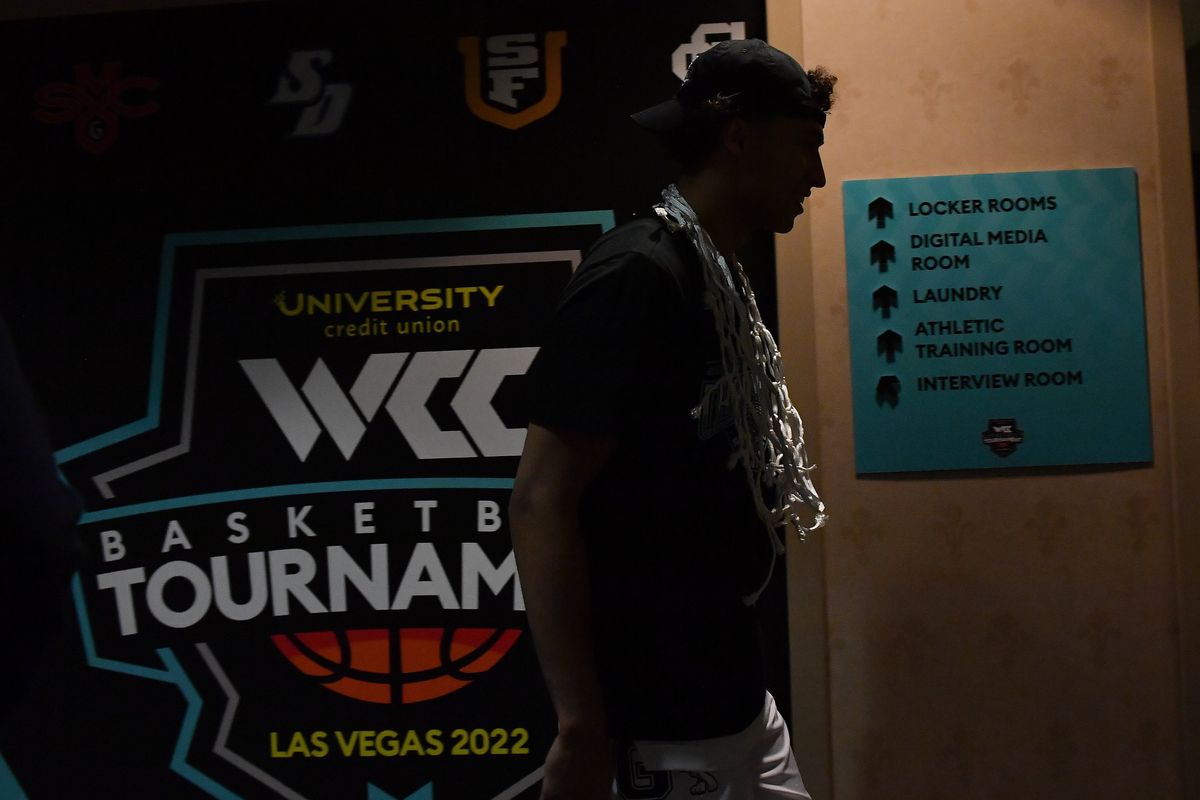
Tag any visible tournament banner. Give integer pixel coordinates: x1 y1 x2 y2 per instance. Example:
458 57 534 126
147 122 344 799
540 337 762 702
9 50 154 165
0 3 788 799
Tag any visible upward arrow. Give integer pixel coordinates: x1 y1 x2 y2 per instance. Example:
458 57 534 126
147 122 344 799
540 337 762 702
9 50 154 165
868 197 894 228
876 374 901 407
877 329 903 362
873 285 898 318
870 240 896 272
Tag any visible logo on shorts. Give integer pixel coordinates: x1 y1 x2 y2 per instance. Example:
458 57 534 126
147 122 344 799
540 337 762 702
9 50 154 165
686 771 719 795
615 748 721 798
616 746 673 799
268 49 353 136
32 62 160 154
457 31 567 129
982 417 1024 457
672 22 747 80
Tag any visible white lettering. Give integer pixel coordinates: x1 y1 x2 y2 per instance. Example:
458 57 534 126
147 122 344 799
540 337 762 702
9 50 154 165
414 500 438 533
354 501 376 535
100 529 126 563
211 553 268 621
392 542 459 610
327 544 389 613
461 543 523 611
146 561 212 629
161 519 192 553
96 567 146 635
287 505 317 538
268 549 328 615
477 500 502 533
226 511 250 544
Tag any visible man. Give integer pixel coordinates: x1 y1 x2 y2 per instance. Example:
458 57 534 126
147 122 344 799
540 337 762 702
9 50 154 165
0 313 83 727
509 39 833 800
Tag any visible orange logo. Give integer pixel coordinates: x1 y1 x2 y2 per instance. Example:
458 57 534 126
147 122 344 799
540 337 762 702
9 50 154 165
273 627 522 704
458 31 567 130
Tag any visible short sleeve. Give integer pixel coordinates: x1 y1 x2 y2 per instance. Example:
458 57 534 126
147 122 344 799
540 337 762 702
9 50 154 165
527 253 682 436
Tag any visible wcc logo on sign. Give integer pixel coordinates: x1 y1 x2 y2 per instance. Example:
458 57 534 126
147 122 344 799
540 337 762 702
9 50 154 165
458 31 567 130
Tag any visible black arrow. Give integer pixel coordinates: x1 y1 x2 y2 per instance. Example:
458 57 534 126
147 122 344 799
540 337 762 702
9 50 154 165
872 285 898 318
871 240 896 273
876 375 901 408
868 197 894 228
877 329 903 362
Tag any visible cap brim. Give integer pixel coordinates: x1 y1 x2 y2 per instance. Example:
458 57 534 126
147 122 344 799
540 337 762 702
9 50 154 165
630 98 685 132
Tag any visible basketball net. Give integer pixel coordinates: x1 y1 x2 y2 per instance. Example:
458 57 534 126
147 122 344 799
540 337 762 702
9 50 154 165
653 184 828 605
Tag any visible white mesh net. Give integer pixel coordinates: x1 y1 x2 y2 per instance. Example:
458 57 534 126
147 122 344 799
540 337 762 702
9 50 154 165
654 184 827 601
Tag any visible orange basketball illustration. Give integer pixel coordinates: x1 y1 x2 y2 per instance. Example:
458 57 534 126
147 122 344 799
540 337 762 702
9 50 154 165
271 628 523 704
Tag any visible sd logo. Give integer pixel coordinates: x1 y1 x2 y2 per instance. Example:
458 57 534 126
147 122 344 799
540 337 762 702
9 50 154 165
457 31 567 130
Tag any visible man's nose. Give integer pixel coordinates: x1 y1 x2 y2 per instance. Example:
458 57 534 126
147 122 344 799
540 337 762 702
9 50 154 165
810 155 827 189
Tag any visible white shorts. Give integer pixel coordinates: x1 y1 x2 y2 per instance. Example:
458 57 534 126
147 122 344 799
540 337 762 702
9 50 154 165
613 692 811 800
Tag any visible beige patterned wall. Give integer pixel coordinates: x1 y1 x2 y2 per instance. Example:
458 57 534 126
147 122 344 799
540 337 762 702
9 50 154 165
771 0 1200 797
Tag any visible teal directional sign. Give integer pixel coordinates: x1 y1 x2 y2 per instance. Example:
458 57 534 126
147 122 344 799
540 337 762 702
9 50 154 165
842 167 1152 473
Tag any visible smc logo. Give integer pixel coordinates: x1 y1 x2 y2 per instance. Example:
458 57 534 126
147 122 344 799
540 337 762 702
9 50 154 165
32 62 160 154
241 348 536 461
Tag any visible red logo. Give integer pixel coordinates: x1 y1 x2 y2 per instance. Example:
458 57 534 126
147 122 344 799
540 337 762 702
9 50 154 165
33 62 160 153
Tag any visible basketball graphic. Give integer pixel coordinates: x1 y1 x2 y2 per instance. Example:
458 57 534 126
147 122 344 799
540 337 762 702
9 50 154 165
271 628 523 704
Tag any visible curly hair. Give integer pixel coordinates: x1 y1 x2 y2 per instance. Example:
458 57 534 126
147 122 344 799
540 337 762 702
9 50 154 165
662 66 837 173
806 66 837 115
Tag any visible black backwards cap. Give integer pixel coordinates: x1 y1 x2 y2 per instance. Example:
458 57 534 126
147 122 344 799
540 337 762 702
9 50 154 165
631 38 826 132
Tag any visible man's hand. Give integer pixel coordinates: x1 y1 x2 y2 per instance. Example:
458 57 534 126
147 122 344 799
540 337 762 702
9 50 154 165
540 726 614 800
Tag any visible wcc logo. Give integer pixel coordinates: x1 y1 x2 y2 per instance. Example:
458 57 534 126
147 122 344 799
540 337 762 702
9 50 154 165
32 62 160 154
982 418 1025 457
458 31 567 130
268 49 353 136
241 348 537 461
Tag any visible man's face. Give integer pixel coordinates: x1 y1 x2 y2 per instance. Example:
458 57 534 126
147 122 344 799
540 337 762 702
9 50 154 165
735 115 827 234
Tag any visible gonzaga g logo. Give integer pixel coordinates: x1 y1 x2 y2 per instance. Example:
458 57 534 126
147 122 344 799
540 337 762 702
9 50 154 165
457 31 567 129
241 348 536 461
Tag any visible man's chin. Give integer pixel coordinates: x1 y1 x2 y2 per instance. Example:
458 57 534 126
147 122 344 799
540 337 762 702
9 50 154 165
775 215 799 234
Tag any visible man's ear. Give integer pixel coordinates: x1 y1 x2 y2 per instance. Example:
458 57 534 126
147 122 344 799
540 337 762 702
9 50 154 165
720 115 751 160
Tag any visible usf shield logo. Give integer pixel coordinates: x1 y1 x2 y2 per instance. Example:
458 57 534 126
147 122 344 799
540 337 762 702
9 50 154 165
458 31 567 130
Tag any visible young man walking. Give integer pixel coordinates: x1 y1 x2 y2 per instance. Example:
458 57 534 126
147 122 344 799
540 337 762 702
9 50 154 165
509 39 834 800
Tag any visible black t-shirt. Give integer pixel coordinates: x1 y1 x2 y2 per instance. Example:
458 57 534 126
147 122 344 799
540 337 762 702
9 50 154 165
527 217 775 740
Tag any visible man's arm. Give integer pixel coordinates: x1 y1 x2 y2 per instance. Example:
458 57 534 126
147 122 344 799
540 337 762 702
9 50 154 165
508 422 615 800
